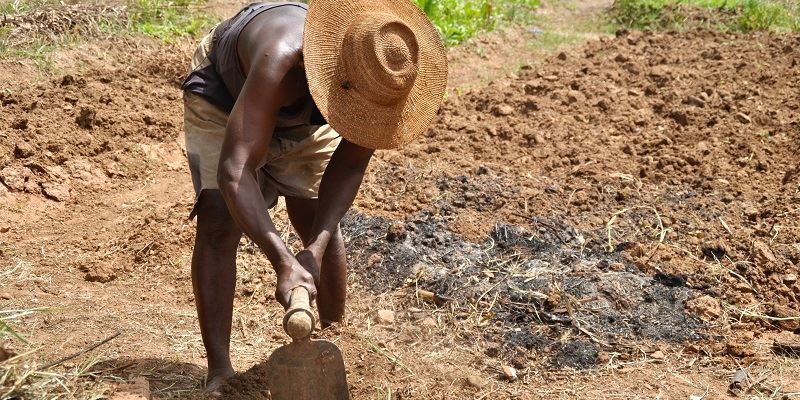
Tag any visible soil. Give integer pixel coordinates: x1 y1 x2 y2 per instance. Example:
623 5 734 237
2 1 800 399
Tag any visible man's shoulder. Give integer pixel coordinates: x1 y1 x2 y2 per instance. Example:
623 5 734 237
240 8 305 63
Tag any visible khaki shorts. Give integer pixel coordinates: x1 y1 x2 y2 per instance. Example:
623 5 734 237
184 30 341 218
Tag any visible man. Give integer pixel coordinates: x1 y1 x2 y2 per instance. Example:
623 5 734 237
181 0 447 394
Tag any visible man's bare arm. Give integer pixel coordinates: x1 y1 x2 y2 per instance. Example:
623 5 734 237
217 45 315 306
303 139 374 263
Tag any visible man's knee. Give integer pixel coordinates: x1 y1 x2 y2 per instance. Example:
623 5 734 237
195 190 240 246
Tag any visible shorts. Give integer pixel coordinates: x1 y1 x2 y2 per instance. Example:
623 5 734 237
183 29 341 219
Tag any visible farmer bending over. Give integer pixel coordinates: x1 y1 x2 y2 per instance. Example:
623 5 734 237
181 0 446 394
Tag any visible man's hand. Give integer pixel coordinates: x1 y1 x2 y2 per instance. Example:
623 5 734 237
295 249 321 284
275 259 317 309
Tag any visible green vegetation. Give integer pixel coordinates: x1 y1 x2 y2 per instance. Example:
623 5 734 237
613 0 799 32
414 0 540 46
0 0 60 15
0 0 215 61
127 0 215 42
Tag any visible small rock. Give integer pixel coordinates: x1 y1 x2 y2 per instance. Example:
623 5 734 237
770 304 800 331
0 292 11 300
376 309 395 325
557 52 567 61
501 365 517 381
83 263 117 283
686 295 722 321
493 104 515 116
14 142 35 159
784 274 798 284
650 350 665 360
614 53 630 63
751 240 777 266
465 374 486 388
421 317 437 327
42 182 70 202
609 262 625 271
0 226 10 233
0 166 30 191
735 112 751 124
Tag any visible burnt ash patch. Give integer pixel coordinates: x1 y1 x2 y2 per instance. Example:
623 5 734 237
343 211 704 369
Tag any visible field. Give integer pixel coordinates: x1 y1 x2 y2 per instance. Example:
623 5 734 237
1 0 800 399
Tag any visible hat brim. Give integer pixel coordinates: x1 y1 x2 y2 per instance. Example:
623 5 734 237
303 0 448 150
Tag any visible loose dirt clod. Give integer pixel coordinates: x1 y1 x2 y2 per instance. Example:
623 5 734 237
686 295 722 321
501 365 517 381
376 310 395 325
465 374 486 388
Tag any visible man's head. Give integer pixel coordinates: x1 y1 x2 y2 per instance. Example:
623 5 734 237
303 0 448 150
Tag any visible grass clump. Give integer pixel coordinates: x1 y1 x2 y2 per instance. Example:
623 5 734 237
612 0 800 32
414 0 540 46
127 0 215 42
0 0 214 63
0 0 60 15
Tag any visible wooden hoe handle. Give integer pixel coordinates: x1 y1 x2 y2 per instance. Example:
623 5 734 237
283 286 315 341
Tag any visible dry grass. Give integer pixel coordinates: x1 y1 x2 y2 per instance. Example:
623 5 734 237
0 3 128 48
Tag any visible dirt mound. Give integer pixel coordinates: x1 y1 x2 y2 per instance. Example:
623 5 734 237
0 49 193 283
357 29 800 331
0 54 186 201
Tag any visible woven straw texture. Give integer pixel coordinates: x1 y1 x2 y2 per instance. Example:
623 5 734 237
303 0 448 150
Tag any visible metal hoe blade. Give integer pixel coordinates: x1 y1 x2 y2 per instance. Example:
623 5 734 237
266 339 349 400
265 287 349 400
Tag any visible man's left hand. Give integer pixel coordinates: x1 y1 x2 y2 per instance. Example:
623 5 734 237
295 249 321 286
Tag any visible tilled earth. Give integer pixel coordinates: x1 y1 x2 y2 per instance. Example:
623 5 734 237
1 26 800 400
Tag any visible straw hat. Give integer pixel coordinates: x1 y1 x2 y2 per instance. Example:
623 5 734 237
303 0 448 150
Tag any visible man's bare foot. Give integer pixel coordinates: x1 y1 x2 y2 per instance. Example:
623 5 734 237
205 368 235 398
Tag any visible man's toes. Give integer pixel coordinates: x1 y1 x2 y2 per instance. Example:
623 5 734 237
204 373 232 397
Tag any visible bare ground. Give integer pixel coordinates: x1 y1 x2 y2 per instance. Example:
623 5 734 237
2 1 800 399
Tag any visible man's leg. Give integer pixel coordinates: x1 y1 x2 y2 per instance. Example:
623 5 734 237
191 190 242 393
285 197 348 325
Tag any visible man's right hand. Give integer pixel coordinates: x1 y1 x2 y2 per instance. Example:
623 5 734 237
275 259 317 309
